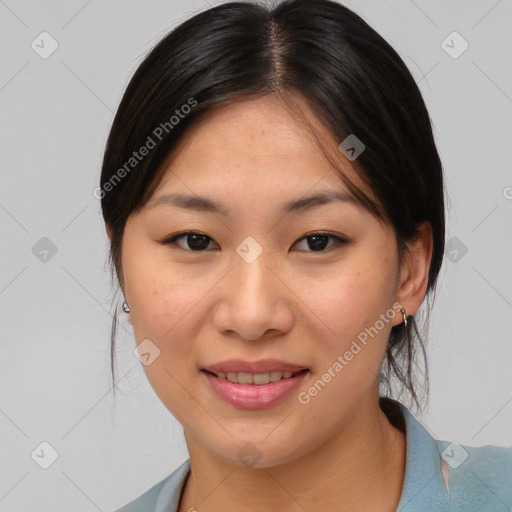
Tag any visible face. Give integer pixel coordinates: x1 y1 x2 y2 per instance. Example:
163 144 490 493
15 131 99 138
120 94 406 468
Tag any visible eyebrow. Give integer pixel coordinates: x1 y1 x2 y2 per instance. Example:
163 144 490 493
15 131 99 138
149 189 360 217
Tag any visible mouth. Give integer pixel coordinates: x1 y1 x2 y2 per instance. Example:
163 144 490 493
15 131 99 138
200 362 311 410
200 359 311 409
201 368 309 385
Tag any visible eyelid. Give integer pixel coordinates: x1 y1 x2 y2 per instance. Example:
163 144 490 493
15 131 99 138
158 230 219 250
159 230 351 253
294 231 350 252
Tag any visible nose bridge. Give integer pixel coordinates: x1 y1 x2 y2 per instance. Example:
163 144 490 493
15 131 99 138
213 236 291 340
231 238 276 307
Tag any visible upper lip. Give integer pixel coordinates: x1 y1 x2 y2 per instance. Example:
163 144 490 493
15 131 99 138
202 359 309 374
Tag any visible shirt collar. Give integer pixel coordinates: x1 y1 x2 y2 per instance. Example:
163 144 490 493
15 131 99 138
382 398 451 511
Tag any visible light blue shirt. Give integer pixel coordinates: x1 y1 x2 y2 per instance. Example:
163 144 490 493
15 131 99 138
114 400 512 511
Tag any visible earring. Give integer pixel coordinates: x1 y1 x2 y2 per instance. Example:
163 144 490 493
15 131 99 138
122 301 130 313
400 307 407 327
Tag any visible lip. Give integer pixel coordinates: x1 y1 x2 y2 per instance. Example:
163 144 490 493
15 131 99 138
201 359 309 374
201 369 310 410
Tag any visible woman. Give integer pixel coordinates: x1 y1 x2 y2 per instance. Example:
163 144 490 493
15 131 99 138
100 1 512 510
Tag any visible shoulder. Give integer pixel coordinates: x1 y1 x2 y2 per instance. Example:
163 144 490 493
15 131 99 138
113 459 191 512
112 476 169 512
385 398 512 512
435 440 512 511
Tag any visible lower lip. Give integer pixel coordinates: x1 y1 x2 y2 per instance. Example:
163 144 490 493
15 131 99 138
201 370 309 410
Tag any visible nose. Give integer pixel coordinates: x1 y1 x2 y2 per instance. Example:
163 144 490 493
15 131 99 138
212 249 294 341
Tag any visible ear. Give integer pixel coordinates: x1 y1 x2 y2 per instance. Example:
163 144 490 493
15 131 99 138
105 223 113 241
394 221 433 323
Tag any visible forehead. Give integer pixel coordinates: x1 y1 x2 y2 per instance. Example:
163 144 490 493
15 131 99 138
153 93 371 205
173 95 333 161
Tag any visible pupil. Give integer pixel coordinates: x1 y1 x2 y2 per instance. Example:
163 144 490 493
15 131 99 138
188 234 209 250
308 235 328 251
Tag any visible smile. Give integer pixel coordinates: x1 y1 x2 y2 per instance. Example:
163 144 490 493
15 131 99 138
201 369 310 410
205 369 306 385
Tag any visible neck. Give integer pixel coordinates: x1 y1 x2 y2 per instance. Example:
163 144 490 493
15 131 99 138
179 393 406 512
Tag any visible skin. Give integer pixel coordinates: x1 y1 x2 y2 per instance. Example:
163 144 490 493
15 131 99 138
107 93 433 512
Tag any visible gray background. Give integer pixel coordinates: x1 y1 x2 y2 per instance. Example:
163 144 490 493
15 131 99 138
1 0 511 510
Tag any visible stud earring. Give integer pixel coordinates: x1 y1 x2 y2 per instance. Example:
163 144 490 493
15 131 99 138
400 307 407 327
122 301 130 313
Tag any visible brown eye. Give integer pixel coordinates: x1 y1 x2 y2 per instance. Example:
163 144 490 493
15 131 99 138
160 230 349 253
293 232 349 253
160 231 219 251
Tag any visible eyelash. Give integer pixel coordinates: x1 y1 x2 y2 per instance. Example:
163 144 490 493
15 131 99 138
159 230 350 253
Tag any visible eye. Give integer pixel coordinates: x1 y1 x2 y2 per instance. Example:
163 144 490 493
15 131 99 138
159 231 219 251
292 231 349 253
159 230 350 253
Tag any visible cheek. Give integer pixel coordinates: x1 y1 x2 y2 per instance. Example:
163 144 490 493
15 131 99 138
294 249 398 430
122 254 206 407
121 236 206 348
311 251 397 336
128 270 205 345
304 242 399 388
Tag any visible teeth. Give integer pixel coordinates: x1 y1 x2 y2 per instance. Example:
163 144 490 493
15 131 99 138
226 372 238 383
269 371 282 382
237 372 253 384
253 373 270 385
214 370 301 385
